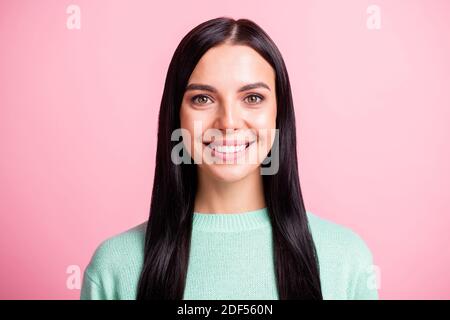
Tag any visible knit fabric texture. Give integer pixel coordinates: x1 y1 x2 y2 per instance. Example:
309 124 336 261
80 208 379 300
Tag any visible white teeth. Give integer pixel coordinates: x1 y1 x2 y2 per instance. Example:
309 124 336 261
213 144 247 153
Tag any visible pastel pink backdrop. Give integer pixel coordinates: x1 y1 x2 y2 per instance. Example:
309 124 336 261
0 0 449 299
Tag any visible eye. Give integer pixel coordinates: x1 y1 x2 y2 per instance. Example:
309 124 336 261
244 94 264 105
191 94 213 105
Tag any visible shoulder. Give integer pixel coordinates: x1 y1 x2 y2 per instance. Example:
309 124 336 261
305 211 379 299
83 221 147 284
305 211 374 269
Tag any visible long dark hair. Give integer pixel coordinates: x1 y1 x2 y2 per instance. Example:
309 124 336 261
137 17 322 300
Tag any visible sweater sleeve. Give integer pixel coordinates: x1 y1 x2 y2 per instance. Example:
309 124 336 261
79 239 113 300
349 238 379 300
80 269 107 300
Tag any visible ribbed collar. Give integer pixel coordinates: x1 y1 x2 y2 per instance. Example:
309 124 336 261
192 207 271 232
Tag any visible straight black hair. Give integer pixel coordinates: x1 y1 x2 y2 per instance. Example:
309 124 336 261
137 17 323 299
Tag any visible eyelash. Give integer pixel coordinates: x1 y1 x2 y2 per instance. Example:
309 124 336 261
190 94 265 105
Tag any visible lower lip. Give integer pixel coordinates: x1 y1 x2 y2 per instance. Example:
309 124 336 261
205 141 256 163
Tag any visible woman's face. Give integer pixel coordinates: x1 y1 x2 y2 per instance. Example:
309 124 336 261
180 44 277 182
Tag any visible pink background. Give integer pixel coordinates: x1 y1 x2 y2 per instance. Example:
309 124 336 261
1 0 449 299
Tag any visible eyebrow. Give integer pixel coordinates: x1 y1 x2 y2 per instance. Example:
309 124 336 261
184 82 271 93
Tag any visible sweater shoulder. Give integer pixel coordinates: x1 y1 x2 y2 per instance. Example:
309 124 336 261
305 211 374 266
84 221 147 283
305 211 379 299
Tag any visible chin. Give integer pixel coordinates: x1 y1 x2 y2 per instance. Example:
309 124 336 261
203 164 258 183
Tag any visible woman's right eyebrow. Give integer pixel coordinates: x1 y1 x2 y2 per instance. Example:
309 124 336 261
185 82 271 93
185 83 217 93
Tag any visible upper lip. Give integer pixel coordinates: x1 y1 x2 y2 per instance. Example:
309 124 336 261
203 140 256 147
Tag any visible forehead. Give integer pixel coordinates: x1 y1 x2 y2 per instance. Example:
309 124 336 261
187 44 275 89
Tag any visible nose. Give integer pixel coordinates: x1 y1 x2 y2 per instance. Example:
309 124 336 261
214 98 243 132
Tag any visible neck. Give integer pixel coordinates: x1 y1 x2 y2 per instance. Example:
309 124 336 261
194 168 266 214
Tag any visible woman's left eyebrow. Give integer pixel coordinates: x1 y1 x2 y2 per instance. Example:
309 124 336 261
237 82 271 92
185 82 271 93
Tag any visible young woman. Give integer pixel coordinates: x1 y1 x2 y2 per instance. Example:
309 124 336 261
80 17 379 300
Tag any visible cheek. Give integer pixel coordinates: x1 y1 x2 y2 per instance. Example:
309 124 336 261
248 107 277 157
180 104 212 128
248 105 277 133
180 105 200 138
179 106 196 158
180 106 212 161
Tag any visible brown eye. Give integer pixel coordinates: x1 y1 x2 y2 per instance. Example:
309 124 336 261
191 95 213 105
245 94 264 104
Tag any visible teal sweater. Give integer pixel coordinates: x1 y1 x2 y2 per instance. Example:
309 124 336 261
80 208 379 300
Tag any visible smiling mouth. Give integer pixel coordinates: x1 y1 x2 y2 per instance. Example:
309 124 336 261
203 140 256 154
